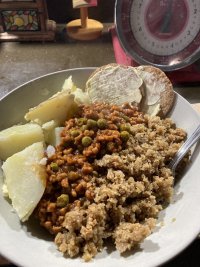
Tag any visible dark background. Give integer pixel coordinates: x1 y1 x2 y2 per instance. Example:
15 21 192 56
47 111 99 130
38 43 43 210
46 0 115 23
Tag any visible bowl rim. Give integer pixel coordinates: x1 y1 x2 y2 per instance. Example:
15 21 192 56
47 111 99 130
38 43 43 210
0 67 97 102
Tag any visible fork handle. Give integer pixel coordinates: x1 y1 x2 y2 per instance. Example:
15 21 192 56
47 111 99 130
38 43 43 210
169 125 200 171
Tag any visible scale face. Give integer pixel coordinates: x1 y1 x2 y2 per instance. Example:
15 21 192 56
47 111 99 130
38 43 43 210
115 0 200 71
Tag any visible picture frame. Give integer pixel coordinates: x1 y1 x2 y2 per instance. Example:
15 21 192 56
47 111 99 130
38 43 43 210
0 0 56 41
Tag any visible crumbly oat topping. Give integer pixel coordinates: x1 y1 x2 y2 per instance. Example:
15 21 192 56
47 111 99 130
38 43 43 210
35 103 187 261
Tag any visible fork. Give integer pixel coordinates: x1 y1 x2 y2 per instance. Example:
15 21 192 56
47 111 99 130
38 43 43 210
168 124 200 176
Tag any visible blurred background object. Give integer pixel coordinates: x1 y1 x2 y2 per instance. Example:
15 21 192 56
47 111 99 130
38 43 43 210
72 0 98 8
0 0 56 41
46 0 115 24
114 0 200 84
66 0 103 40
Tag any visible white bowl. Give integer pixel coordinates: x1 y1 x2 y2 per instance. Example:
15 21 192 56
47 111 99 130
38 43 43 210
0 68 200 267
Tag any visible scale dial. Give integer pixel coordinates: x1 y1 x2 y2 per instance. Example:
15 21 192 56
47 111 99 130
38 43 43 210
115 0 200 71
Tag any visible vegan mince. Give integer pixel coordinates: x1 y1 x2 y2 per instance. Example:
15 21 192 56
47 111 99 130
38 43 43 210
35 102 187 261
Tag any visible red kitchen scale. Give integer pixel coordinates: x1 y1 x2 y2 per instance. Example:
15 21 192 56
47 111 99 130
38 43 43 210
113 0 200 84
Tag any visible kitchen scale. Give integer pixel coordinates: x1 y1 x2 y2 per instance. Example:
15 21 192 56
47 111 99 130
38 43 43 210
114 0 200 84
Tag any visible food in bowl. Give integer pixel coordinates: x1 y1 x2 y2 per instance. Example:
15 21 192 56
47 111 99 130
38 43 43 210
0 64 188 261
36 102 186 261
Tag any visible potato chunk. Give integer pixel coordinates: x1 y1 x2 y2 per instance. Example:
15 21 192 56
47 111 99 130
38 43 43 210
42 121 63 146
0 123 44 160
50 127 64 146
24 92 78 125
2 142 47 222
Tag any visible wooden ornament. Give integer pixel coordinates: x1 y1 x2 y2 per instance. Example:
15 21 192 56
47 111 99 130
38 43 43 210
66 1 103 41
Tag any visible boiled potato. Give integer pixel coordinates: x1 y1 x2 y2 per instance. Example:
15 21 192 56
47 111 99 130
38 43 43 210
42 120 58 145
72 88 91 105
24 91 78 125
42 121 63 146
62 76 90 104
2 142 47 222
50 127 64 146
62 75 76 92
0 123 44 161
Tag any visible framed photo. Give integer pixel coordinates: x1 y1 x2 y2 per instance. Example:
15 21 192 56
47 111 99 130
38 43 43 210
1 9 40 31
0 0 56 41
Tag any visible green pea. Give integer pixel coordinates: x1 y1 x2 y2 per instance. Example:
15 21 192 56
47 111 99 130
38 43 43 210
120 131 130 142
77 118 87 126
82 136 92 147
50 162 59 172
120 124 130 132
56 194 69 207
121 114 130 122
81 125 88 131
97 118 107 129
87 119 97 129
70 129 81 137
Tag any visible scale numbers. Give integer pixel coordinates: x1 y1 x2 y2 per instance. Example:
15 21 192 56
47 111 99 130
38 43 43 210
130 0 200 56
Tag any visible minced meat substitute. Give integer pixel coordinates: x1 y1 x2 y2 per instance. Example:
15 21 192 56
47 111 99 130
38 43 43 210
35 102 187 261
